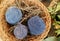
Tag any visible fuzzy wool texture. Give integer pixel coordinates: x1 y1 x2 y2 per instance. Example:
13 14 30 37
14 23 28 39
28 16 45 35
5 6 22 25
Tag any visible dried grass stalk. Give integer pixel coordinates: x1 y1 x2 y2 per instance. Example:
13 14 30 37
0 0 51 41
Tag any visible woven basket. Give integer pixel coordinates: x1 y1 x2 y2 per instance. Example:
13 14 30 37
0 0 51 41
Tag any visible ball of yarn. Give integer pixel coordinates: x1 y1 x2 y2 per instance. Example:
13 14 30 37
28 16 45 35
5 6 22 25
14 23 28 39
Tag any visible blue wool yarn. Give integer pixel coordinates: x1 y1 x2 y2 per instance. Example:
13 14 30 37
28 16 45 35
5 6 22 25
14 23 28 39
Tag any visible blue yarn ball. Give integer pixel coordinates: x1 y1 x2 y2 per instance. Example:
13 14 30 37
5 6 22 25
28 16 45 35
14 23 28 39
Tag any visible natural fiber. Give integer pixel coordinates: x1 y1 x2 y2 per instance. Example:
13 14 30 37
0 0 51 41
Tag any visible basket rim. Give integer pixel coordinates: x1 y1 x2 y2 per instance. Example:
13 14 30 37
0 0 51 41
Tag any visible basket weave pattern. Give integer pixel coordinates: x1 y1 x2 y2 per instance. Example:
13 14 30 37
0 0 51 41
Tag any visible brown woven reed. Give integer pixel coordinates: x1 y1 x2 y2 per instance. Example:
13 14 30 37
0 0 51 41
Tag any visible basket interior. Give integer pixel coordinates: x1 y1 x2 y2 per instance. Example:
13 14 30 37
0 0 51 41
